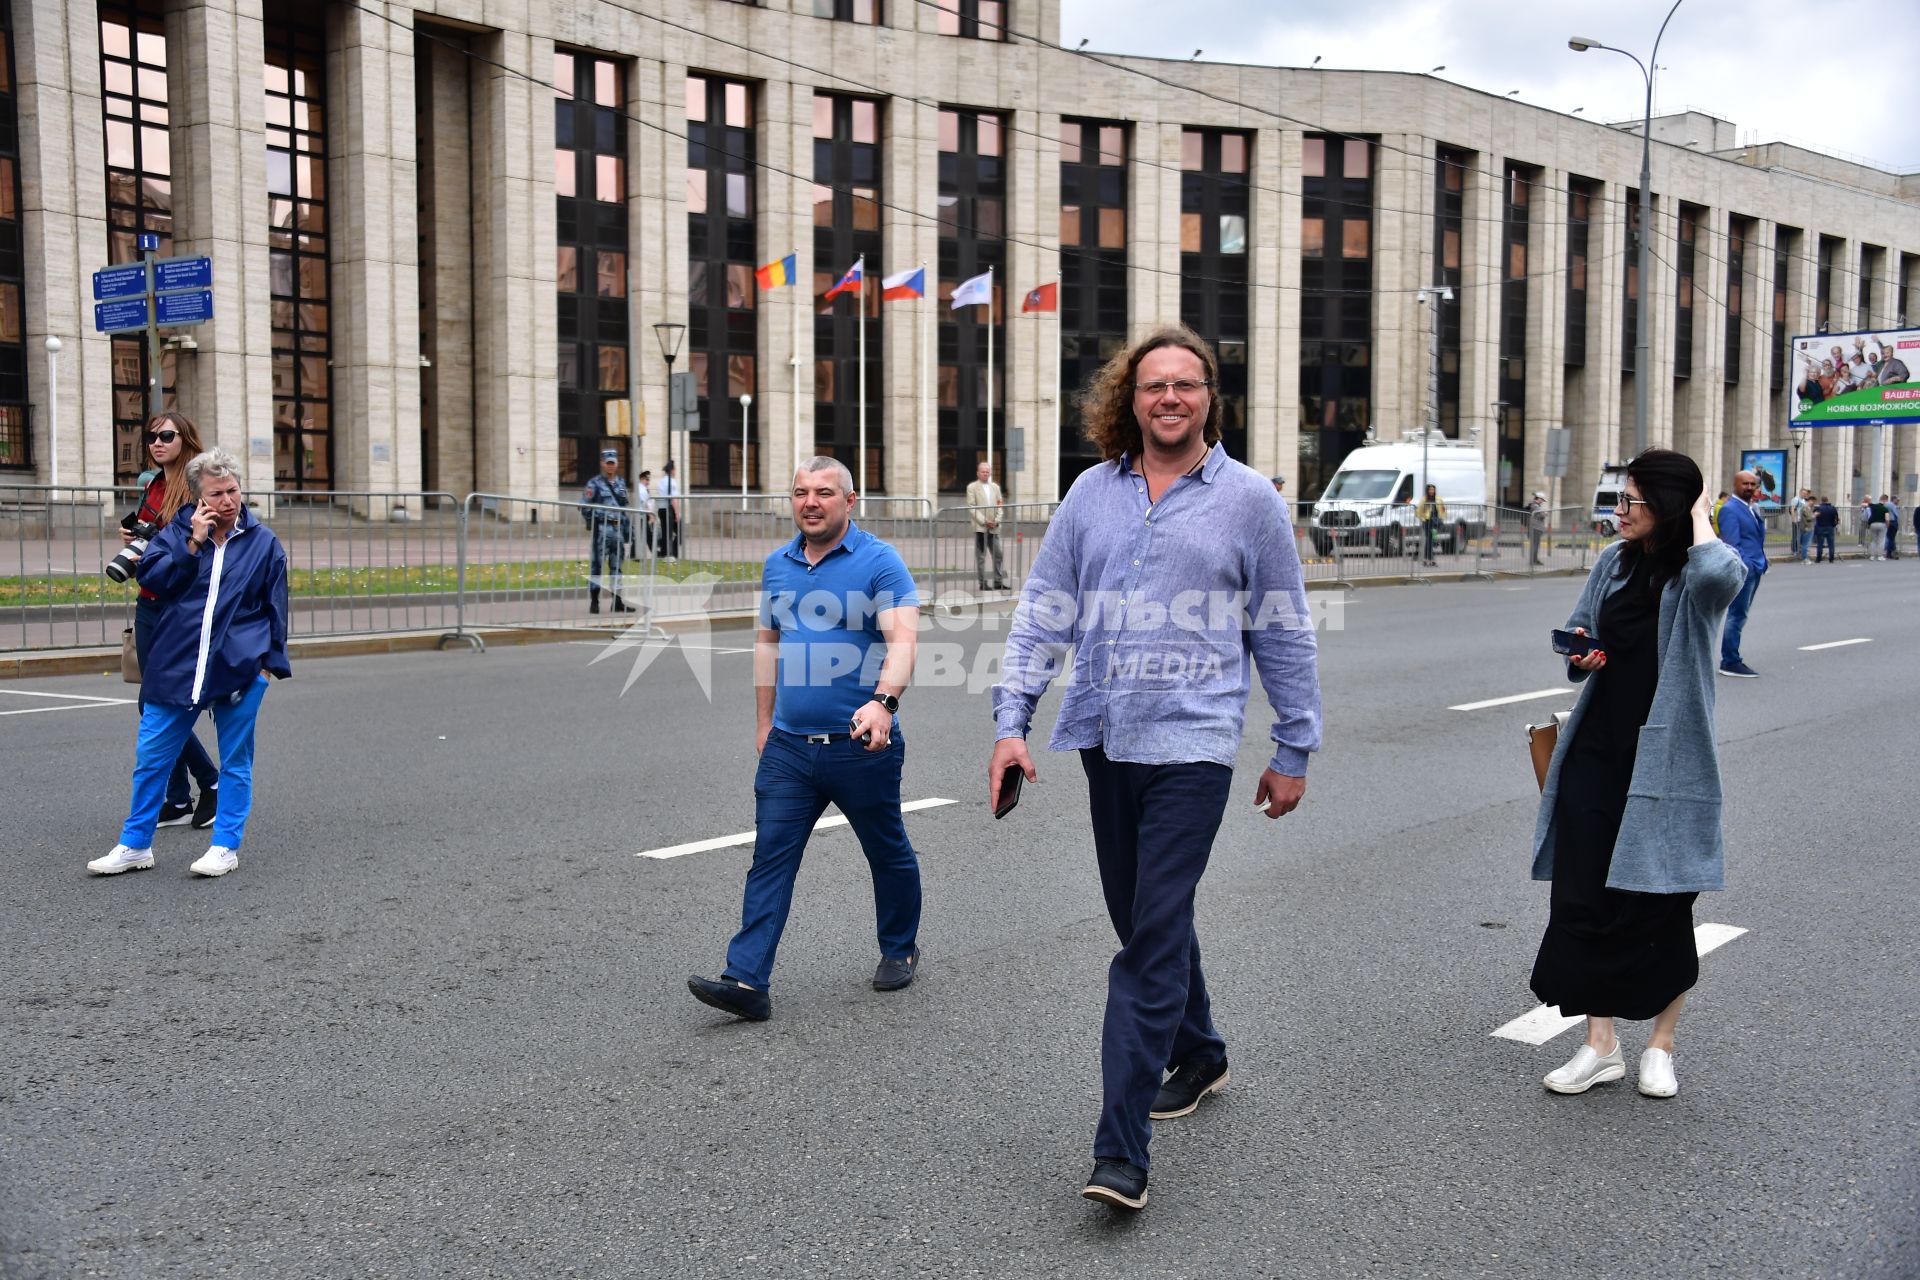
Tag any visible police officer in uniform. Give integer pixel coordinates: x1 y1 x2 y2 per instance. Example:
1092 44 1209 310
583 448 633 614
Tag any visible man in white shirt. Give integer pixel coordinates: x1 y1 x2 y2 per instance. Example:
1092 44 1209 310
655 460 683 561
632 468 656 559
964 460 1009 591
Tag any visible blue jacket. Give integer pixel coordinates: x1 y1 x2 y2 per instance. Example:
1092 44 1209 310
1717 497 1768 576
134 505 292 708
1531 539 1746 893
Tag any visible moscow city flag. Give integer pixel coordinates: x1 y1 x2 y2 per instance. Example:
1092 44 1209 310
880 267 925 301
1022 282 1057 313
755 253 798 290
823 259 863 301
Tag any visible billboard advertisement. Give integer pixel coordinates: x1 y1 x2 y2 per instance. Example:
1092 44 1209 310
1739 449 1787 512
1789 328 1920 427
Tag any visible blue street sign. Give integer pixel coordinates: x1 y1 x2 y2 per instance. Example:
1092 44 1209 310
155 290 214 326
92 264 147 300
94 297 151 334
137 232 160 252
153 256 213 292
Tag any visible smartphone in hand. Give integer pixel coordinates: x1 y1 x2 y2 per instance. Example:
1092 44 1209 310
1550 628 1596 657
993 764 1024 819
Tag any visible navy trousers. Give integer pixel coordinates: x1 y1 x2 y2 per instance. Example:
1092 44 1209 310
722 728 921 990
1080 747 1233 1170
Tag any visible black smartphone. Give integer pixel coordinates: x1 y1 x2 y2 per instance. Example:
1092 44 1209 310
1550 628 1597 657
993 765 1024 819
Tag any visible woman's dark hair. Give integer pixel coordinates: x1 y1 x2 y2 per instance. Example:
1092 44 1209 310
1616 447 1701 589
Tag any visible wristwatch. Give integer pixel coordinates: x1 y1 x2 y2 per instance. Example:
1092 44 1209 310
869 691 900 714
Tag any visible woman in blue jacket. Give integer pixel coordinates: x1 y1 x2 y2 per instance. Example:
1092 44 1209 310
89 449 291 879
1528 449 1745 1100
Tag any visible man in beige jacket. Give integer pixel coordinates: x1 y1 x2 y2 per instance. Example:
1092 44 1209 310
965 460 1009 591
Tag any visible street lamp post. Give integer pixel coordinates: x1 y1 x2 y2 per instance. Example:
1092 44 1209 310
652 322 686 546
1570 0 1684 457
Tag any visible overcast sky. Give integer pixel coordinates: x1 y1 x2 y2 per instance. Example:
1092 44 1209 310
1060 0 1920 173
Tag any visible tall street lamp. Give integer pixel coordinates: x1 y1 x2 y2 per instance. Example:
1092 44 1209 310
1570 0 1684 456
653 320 686 497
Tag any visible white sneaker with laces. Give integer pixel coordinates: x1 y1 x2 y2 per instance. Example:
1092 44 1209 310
1543 1041 1625 1094
1637 1047 1679 1098
190 846 239 878
87 844 154 875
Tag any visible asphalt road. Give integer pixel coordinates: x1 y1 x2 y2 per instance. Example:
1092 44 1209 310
3 557 1916 1279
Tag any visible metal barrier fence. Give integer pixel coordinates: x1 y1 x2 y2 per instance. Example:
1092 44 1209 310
1292 501 1606 583
0 484 140 652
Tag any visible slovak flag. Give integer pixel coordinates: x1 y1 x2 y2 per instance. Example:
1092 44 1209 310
823 259 863 301
881 267 925 301
950 270 992 310
1022 282 1058 313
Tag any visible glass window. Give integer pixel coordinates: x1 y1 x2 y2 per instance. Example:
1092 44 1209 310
555 151 575 197
1181 130 1203 171
596 251 626 297
812 94 833 139
557 245 579 292
557 343 579 388
1220 214 1246 255
813 183 834 225
1343 140 1368 179
727 354 754 398
596 154 623 202
1098 207 1125 249
1098 126 1125 165
978 114 1001 157
685 75 706 122
725 82 749 127
1301 217 1324 258
1341 220 1368 259
1509 242 1526 279
686 169 707 213
594 61 618 107
1443 228 1460 270
725 172 750 218
725 263 756 309
938 110 959 152
851 189 879 231
1058 120 1081 162
851 99 877 144
1301 137 1324 178
1220 134 1246 174
1060 204 1080 246
597 345 626 391
1180 212 1201 253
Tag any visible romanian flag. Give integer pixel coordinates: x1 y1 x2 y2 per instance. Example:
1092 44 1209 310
1022 282 1058 313
755 253 797 290
823 259 863 301
881 267 925 301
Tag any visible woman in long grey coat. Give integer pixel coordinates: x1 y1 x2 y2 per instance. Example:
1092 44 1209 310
1529 449 1745 1100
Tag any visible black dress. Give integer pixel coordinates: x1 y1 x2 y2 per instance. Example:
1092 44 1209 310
1530 554 1699 1020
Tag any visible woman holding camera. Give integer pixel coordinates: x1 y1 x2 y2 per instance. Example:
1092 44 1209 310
1527 449 1745 1100
90 448 290 879
123 412 220 829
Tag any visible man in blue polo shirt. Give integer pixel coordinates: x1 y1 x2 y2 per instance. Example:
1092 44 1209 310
1717 468 1768 678
688 457 922 1022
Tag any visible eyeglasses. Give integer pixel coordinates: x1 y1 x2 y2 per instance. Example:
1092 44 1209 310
1614 496 1650 511
144 430 179 444
1132 379 1212 398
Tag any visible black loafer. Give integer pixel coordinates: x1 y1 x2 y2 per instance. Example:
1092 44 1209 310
1150 1057 1230 1120
1081 1158 1148 1211
687 975 771 1021
872 946 920 991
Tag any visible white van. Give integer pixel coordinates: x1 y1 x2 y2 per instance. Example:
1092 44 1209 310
1307 435 1490 557
1589 462 1630 536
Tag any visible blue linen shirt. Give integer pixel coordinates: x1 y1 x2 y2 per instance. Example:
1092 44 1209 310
758 520 920 735
993 443 1322 775
1717 496 1768 576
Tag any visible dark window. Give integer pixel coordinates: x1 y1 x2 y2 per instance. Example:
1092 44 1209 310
265 3 330 490
1816 234 1838 332
100 0 176 482
1058 118 1128 490
1900 253 1914 328
1184 127 1253 470
813 93 882 490
1432 147 1468 437
1622 189 1642 374
937 107 1005 493
687 73 757 490
1564 176 1593 370
1725 216 1748 385
1674 203 1700 380
1771 228 1796 393
814 0 880 19
1859 244 1881 327
555 51 631 487
0 0 27 469
1498 163 1533 506
936 0 1005 40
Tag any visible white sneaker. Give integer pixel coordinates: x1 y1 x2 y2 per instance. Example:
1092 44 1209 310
189 846 239 878
1543 1041 1626 1094
87 844 154 875
1637 1047 1679 1098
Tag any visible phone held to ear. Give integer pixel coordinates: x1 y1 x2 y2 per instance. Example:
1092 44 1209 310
1550 628 1597 658
993 764 1024 819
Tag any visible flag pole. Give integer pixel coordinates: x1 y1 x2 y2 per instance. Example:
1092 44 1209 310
919 262 931 503
1051 274 1061 495
856 255 866 494
790 249 801 474
985 266 995 480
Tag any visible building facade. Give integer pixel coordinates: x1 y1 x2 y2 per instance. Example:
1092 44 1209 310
9 0 1920 508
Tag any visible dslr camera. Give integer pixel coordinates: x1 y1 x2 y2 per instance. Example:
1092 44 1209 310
105 519 158 584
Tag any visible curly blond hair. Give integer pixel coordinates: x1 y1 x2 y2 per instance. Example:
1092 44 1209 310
1076 324 1222 462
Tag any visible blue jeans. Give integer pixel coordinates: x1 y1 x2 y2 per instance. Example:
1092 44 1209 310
1720 570 1762 666
134 596 219 805
120 675 269 850
1813 528 1836 562
722 728 921 990
1081 747 1233 1171
1789 525 1806 559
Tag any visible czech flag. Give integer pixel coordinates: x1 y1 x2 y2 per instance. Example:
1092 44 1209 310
881 267 925 301
755 253 797 290
1022 282 1058 313
823 260 863 301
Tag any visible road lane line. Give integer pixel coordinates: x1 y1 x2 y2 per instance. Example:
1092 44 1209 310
637 796 958 860
0 702 130 717
1449 688 1567 712
0 690 138 704
1490 923 1748 1045
1798 637 1871 651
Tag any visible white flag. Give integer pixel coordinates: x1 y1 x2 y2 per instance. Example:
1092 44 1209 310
950 270 992 310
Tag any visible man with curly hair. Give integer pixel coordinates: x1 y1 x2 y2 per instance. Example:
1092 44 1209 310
988 324 1322 1211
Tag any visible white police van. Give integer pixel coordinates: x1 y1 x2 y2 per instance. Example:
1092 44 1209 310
1589 462 1630 537
1308 434 1490 557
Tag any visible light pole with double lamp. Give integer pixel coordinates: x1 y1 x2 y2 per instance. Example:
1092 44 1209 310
1569 0 1684 457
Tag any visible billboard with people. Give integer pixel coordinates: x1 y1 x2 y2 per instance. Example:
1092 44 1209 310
1789 328 1920 427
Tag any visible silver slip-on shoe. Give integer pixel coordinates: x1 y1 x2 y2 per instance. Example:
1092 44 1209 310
1543 1042 1625 1095
1637 1047 1679 1098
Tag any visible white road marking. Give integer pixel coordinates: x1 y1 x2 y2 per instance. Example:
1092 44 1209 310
1798 637 1871 651
0 690 137 717
563 639 755 654
1491 923 1748 1045
1449 688 1568 712
636 797 958 860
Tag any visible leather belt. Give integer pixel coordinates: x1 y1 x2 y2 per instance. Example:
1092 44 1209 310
803 732 855 744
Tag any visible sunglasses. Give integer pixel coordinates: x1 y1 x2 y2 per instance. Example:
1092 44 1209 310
145 430 180 444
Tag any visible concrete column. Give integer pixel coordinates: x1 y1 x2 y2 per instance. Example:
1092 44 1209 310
1574 178 1626 493
631 57 684 488
16 0 115 487
326 2 422 507
165 0 273 487
761 79 810 491
1527 170 1568 505
1004 105 1050 503
468 29 555 504
1726 218 1773 467
882 95 938 499
1640 196 1676 452
417 30 475 499
1679 207 1727 480
1459 152 1502 488
1268 128 1302 494
1368 133 1426 446
1135 122 1182 332
1245 123 1285 478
